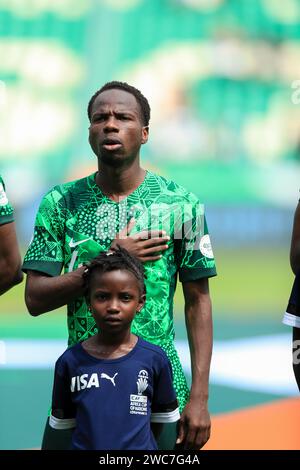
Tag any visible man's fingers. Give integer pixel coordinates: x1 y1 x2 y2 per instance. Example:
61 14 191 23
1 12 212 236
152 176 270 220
139 240 169 261
184 427 197 450
140 237 169 248
142 245 168 255
176 419 185 445
195 428 210 449
139 255 162 263
139 245 168 256
136 230 167 240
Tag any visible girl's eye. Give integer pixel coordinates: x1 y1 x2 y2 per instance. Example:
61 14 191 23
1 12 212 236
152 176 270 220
96 293 107 300
121 294 132 301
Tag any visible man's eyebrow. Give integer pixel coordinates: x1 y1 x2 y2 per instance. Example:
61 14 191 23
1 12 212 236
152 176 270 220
91 110 107 117
115 111 136 117
93 109 135 115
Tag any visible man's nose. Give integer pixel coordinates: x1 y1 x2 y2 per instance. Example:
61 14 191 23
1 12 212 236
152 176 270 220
104 116 119 132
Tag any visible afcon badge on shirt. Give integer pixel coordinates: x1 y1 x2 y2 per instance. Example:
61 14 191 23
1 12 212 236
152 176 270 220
137 370 148 395
129 370 149 416
0 183 8 206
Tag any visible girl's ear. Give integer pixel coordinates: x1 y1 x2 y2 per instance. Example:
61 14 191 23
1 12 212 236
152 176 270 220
137 294 146 313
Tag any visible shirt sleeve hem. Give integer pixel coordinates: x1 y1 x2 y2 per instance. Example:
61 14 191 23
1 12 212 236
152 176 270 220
0 214 14 225
179 268 217 282
283 312 300 328
151 408 180 423
22 260 63 277
49 414 76 430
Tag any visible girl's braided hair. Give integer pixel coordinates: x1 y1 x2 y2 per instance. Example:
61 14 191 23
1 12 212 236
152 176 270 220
83 245 146 300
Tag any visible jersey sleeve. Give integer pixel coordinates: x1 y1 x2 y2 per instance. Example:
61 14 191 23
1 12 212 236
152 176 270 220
283 273 300 328
151 354 180 423
49 355 76 430
22 186 65 276
0 176 14 226
175 199 217 282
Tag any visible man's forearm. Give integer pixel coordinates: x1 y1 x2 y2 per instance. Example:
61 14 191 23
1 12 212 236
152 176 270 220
291 243 300 275
25 267 86 315
0 259 23 295
184 282 212 403
177 279 213 449
0 222 23 295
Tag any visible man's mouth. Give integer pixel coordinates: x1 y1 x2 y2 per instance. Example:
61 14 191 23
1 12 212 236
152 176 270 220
102 138 122 151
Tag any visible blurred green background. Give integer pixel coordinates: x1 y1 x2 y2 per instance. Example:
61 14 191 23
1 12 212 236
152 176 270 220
0 0 299 449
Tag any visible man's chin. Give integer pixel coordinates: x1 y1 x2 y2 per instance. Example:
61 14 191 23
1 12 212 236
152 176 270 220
98 153 134 168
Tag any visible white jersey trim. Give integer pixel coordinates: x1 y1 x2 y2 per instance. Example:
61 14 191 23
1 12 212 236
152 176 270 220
283 312 300 329
49 414 76 430
151 407 180 423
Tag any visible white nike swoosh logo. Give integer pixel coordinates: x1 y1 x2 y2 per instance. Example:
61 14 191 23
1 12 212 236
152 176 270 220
69 237 91 248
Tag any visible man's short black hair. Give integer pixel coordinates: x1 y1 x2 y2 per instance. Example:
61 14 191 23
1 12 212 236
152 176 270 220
87 81 150 126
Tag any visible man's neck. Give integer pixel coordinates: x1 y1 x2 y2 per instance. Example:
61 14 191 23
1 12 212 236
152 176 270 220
96 160 146 202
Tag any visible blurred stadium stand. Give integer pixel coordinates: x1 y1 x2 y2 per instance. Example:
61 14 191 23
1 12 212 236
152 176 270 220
1 0 299 226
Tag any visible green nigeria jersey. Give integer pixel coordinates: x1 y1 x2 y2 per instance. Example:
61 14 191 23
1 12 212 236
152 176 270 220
23 171 216 411
0 176 14 225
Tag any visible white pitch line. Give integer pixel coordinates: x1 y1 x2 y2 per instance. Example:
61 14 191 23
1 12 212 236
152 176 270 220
0 334 298 396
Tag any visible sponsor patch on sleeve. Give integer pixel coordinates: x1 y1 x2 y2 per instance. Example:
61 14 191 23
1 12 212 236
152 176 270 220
199 234 214 258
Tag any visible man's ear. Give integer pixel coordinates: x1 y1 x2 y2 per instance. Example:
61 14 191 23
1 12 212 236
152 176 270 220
141 126 149 145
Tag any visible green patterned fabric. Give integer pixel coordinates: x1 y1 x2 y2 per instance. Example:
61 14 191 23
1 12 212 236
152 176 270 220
0 176 14 226
23 171 216 411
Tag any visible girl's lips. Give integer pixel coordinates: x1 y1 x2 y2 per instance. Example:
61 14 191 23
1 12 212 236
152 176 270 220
104 316 122 323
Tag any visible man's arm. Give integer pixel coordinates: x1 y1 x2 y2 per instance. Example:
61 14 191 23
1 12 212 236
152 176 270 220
291 202 300 275
25 267 86 316
24 224 168 315
0 222 23 295
176 277 212 450
25 225 169 316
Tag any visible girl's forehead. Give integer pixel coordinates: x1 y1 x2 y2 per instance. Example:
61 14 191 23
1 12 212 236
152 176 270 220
90 268 139 286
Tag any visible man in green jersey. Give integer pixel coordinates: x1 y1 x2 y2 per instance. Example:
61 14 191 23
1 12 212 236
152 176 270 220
23 81 216 449
0 175 23 294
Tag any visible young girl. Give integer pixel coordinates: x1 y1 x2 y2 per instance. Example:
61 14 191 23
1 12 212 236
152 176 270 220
49 247 180 450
